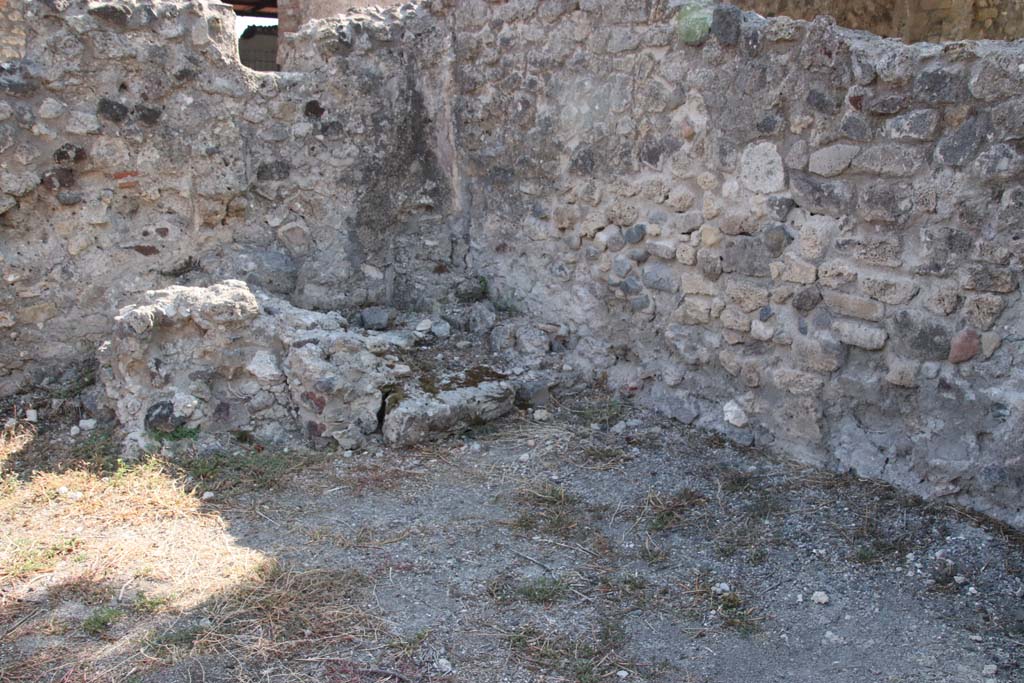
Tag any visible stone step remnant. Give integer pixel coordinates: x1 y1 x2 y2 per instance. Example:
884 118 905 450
100 280 515 450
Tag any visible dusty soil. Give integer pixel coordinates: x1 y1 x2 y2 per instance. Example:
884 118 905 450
1 388 1022 682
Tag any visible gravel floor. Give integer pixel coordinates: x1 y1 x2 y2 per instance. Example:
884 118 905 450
2 395 1022 682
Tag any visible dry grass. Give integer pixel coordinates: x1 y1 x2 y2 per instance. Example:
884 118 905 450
505 619 639 683
340 462 424 496
0 422 36 468
675 572 764 634
187 559 383 662
644 489 708 532
0 420 398 682
304 524 412 550
0 453 266 681
511 482 586 539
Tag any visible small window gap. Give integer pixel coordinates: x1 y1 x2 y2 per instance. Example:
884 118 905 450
236 13 280 72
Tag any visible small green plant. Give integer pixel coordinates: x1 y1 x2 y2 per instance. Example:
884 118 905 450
149 623 206 655
525 483 577 508
50 364 97 399
79 429 120 472
573 399 627 429
0 472 19 497
639 534 669 565
677 573 763 634
506 621 637 683
516 576 568 604
150 425 200 443
170 449 293 491
511 511 538 532
132 592 169 613
621 573 648 593
83 607 123 636
582 445 628 464
716 591 761 634
719 468 754 493
2 538 81 579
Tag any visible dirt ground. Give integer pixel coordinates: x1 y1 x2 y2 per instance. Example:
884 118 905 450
1 388 1023 682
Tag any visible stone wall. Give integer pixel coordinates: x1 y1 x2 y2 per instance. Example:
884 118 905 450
1 0 459 393
2 0 1023 528
0 0 26 61
441 1 1024 528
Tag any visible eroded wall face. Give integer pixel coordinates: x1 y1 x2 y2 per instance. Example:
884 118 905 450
2 0 1023 527
445 0 1024 527
0 0 460 394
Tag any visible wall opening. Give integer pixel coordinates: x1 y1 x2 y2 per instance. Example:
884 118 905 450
238 21 280 72
233 2 281 71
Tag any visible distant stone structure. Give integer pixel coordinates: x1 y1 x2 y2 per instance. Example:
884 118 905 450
278 0 386 33
238 24 279 71
0 0 25 61
278 0 1024 42
735 0 1024 42
2 0 1024 529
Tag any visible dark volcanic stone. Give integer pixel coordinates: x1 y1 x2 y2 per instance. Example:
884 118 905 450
304 100 325 119
936 114 991 167
40 168 75 191
891 311 951 361
762 223 792 257
360 306 395 331
711 4 743 46
840 113 872 142
790 172 854 217
88 3 132 26
256 160 291 181
0 64 38 97
97 98 129 123
792 286 822 313
53 143 86 165
807 89 839 115
624 223 646 244
767 197 796 222
134 105 163 125
57 191 83 206
144 400 186 433
866 94 906 115
722 236 770 278
913 67 967 104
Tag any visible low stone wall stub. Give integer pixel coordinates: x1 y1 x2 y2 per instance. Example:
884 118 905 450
100 280 523 450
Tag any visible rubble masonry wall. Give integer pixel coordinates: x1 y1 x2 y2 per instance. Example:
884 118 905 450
1 0 1023 526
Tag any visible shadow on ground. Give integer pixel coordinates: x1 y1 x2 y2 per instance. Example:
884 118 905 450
1 387 1023 682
